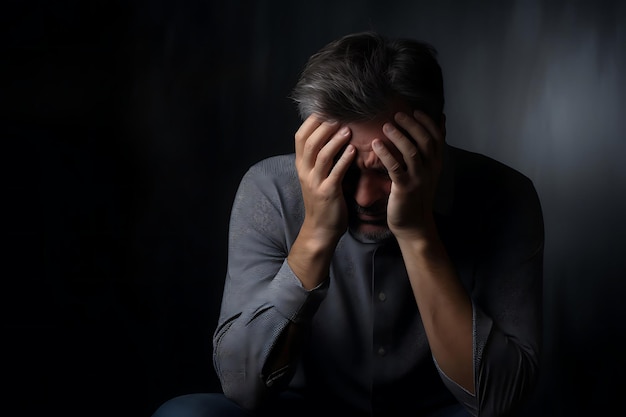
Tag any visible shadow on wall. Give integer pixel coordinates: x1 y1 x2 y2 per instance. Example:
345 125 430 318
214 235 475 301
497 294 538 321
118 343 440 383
3 1 625 416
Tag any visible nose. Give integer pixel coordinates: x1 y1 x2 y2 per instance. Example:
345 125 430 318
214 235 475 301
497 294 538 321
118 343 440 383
361 147 380 170
353 172 388 209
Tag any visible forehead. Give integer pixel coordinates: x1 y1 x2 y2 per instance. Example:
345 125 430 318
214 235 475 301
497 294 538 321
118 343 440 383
343 100 413 146
346 118 386 149
344 118 404 170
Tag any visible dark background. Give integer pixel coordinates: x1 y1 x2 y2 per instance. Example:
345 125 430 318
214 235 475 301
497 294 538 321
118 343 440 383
3 0 625 416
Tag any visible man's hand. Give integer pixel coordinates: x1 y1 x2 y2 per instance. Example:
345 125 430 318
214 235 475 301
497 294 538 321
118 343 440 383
294 114 356 245
372 110 445 241
289 114 356 290
374 111 474 393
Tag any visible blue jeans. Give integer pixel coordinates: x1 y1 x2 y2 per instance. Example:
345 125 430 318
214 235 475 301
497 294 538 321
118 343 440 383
150 392 471 417
151 392 307 417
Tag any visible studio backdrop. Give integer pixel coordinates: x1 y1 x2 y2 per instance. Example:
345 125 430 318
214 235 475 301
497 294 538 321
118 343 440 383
4 1 625 416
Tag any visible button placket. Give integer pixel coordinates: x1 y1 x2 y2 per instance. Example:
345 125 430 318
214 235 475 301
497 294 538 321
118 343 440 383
372 246 390 362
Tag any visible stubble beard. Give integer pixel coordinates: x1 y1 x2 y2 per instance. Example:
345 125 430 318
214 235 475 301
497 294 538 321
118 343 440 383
346 200 394 243
348 221 394 243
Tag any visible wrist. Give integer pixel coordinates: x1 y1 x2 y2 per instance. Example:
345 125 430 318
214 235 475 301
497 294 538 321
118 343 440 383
287 221 342 290
394 222 451 264
299 218 344 250
391 216 439 244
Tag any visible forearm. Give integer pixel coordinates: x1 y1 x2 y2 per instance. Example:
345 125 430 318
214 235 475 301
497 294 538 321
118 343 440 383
214 262 328 410
400 235 543 416
287 220 339 290
213 304 291 410
397 232 474 394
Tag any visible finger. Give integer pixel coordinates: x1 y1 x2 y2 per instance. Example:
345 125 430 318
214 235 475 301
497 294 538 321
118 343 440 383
382 120 421 175
311 126 352 180
327 143 356 183
392 112 436 161
300 120 342 171
295 114 324 159
412 110 444 156
371 138 410 184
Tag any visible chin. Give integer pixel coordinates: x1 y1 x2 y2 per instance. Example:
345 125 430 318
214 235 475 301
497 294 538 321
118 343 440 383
349 222 393 243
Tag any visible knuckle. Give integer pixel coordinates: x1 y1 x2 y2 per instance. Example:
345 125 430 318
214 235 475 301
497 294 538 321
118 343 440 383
303 140 316 153
316 152 331 166
389 161 404 173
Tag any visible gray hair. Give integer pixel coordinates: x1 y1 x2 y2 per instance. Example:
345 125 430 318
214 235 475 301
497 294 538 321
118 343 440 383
290 31 445 123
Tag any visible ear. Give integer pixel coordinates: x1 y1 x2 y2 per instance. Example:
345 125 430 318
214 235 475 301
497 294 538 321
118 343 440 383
439 113 447 140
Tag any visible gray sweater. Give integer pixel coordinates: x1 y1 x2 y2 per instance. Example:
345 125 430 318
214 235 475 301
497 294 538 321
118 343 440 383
213 144 544 416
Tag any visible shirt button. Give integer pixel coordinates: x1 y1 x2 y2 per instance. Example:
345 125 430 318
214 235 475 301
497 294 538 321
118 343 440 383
377 347 386 356
378 292 386 301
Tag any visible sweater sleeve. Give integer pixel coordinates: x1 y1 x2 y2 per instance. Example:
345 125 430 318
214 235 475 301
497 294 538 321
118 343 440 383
437 171 545 417
212 156 327 411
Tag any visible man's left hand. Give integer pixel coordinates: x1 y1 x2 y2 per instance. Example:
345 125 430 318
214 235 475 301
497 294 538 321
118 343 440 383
372 110 445 241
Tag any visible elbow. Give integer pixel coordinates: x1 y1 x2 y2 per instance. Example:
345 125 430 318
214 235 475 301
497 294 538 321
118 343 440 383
218 371 271 412
478 347 540 416
213 343 276 411
222 384 263 413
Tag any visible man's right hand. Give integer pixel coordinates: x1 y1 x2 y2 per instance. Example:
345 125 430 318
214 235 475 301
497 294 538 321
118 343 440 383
294 114 355 245
288 114 355 289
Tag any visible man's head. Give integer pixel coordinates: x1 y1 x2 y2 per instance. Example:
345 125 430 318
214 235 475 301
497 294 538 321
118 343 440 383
290 31 445 125
291 32 446 242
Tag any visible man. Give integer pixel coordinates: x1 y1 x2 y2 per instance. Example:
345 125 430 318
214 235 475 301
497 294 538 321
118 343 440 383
152 31 544 417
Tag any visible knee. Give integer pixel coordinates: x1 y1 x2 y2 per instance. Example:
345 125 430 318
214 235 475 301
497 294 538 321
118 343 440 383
152 394 199 417
151 393 239 417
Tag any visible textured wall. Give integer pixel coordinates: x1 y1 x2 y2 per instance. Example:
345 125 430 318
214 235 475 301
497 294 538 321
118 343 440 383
4 1 625 416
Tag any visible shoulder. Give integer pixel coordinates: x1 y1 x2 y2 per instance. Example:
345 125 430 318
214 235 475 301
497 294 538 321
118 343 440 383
242 153 298 190
237 153 301 201
448 145 541 211
450 145 536 190
447 145 544 251
450 145 531 184
247 153 296 177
